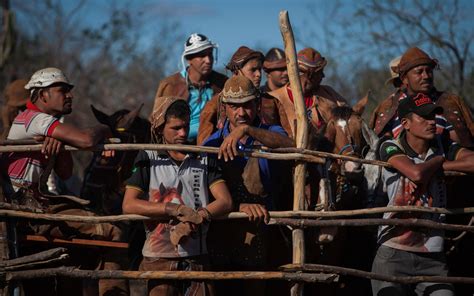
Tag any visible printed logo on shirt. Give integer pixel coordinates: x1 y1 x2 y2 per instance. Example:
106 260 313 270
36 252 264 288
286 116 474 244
385 145 399 155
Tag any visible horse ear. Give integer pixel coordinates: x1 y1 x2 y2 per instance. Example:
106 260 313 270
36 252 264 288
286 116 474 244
352 91 370 116
361 121 379 147
159 183 166 196
118 103 144 129
91 105 111 125
177 181 183 196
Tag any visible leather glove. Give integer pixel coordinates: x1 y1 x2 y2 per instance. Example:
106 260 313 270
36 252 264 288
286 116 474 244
165 203 203 224
170 222 193 246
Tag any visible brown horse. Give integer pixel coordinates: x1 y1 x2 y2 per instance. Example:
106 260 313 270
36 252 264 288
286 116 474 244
306 94 376 296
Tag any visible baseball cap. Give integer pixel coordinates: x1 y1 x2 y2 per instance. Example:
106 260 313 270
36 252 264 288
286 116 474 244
398 93 443 118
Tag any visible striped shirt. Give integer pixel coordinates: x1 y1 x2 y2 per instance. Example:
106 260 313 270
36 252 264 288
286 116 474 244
3 101 59 190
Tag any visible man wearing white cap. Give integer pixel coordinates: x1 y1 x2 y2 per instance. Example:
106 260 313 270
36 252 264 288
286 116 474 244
151 33 227 143
1 67 127 295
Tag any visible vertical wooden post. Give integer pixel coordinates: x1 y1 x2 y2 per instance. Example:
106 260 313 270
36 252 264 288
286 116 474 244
279 10 309 296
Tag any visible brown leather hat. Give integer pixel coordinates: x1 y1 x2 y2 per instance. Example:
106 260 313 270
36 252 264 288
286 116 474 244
394 47 438 77
385 56 402 87
297 47 327 73
150 96 187 130
5 79 29 107
263 48 286 72
226 46 264 72
221 76 258 104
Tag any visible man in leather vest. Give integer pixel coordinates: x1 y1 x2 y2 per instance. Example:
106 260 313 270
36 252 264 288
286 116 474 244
370 47 474 147
150 33 227 143
269 47 348 139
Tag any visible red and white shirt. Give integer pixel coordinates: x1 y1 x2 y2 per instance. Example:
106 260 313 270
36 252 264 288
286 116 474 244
3 101 60 190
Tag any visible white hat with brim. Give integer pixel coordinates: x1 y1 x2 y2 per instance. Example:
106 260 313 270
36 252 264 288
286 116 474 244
25 67 74 90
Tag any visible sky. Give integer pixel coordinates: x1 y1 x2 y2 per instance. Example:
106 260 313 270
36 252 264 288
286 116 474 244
73 0 337 74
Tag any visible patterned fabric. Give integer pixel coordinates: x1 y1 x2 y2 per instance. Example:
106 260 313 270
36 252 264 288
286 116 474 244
378 132 461 252
3 101 59 190
126 150 222 258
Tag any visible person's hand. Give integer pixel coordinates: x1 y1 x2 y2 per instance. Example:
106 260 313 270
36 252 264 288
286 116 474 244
239 203 269 224
34 136 63 158
165 203 203 224
170 222 193 246
218 125 248 162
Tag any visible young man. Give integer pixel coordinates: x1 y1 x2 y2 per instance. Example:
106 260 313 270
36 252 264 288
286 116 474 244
370 47 473 147
260 47 288 93
150 33 227 143
372 92 474 296
123 97 232 296
1 67 126 295
202 76 294 295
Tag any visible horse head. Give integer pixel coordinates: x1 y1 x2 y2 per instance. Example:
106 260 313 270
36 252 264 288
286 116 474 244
81 104 151 215
322 93 369 176
90 103 151 143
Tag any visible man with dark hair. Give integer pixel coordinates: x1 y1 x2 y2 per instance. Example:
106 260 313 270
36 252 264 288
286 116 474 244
371 92 474 296
150 33 227 144
1 67 127 295
202 76 293 295
261 47 288 93
370 47 473 147
123 97 233 296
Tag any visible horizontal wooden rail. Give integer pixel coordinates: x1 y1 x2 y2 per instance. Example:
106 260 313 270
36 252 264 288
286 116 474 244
1 209 473 232
2 267 338 283
281 264 474 285
21 235 129 249
0 205 473 223
0 143 469 175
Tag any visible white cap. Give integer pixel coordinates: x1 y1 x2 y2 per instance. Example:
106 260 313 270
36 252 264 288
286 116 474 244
181 33 218 72
183 33 217 57
25 67 74 90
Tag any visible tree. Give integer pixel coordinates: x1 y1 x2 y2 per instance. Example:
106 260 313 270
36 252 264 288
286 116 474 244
302 0 474 112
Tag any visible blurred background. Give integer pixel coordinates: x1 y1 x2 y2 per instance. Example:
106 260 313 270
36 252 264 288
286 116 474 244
0 0 473 123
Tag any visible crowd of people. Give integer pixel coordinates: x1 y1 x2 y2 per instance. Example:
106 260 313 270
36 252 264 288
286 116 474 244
1 31 474 296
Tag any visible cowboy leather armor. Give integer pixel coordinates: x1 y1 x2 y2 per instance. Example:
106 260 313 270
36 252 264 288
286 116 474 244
370 89 474 147
269 84 348 139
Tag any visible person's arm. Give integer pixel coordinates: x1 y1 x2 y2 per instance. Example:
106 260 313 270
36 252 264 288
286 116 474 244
52 123 111 148
207 181 233 218
122 187 167 217
443 148 474 173
218 124 294 161
388 155 444 184
379 141 444 184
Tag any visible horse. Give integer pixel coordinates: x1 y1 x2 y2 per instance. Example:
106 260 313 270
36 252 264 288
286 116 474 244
81 103 150 215
80 104 151 274
306 94 377 295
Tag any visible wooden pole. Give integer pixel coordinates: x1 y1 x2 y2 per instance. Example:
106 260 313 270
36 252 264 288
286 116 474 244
3 267 338 284
279 10 309 296
0 142 467 176
281 264 474 285
272 218 474 232
1 206 473 223
0 144 325 164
